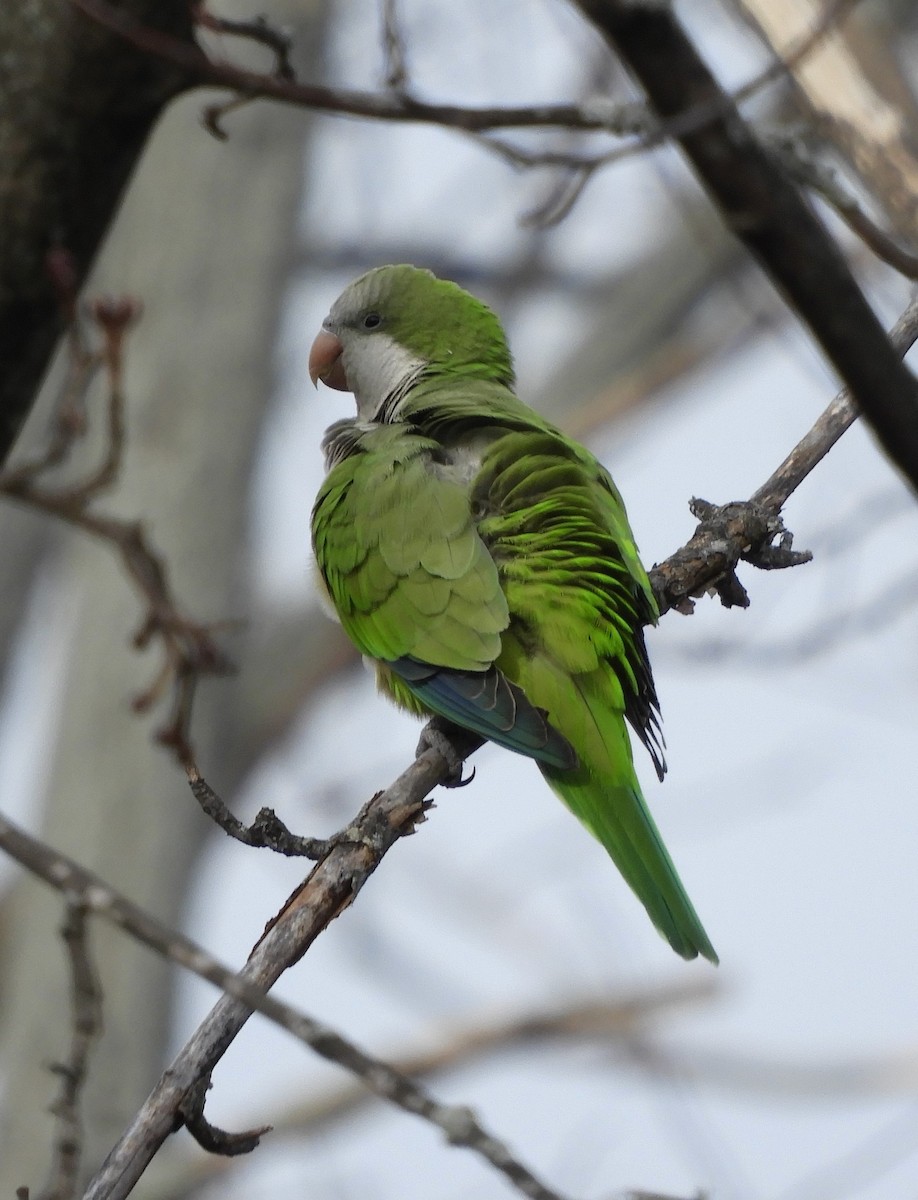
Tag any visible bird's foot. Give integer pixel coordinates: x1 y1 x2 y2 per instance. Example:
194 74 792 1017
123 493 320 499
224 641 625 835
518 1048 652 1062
416 718 476 788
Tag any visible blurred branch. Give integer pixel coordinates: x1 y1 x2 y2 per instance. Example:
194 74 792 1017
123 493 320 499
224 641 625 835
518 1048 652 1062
193 7 294 78
145 979 718 1198
771 131 918 279
0 768 572 1200
664 562 918 666
575 0 918 495
379 0 409 92
39 904 104 1200
0 300 234 767
634 1038 918 1098
75 0 844 148
73 0 650 136
471 2 857 227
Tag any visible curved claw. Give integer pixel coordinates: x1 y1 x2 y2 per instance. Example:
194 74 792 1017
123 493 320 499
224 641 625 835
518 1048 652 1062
416 719 475 788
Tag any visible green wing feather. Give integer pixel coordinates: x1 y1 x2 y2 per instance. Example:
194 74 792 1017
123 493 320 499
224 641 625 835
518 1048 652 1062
473 430 716 962
312 422 575 768
313 424 504 667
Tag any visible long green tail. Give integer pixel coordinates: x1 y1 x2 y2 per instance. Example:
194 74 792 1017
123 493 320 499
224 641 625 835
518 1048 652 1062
538 676 717 963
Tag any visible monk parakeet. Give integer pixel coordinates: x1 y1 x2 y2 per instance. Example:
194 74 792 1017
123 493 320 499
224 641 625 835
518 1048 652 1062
309 264 716 963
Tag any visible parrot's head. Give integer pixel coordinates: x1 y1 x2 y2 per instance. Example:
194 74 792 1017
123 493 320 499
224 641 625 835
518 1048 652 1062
308 265 515 421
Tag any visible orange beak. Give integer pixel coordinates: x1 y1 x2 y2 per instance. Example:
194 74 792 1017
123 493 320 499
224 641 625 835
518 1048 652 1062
308 329 349 391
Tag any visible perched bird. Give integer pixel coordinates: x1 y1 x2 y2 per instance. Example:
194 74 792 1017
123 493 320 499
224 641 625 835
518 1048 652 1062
309 264 716 963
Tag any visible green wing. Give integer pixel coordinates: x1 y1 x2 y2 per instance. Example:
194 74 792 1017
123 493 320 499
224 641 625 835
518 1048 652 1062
311 422 574 767
401 379 664 772
472 430 716 963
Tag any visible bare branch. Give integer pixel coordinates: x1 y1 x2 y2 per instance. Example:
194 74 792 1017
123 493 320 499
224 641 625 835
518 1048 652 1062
148 981 718 1196
0 761 569 1200
71 0 648 137
0 301 234 766
574 0 918 494
193 7 296 138
193 7 294 79
753 297 918 511
71 0 855 224
186 767 330 858
379 0 409 92
771 131 918 280
649 296 918 615
39 904 104 1200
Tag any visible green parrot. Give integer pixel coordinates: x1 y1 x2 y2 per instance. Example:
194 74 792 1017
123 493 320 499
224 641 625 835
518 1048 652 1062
309 264 717 963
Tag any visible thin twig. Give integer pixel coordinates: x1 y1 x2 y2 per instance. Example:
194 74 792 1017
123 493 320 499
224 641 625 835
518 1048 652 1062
39 904 104 1200
193 7 295 137
482 0 860 198
71 0 846 149
648 295 918 615
193 8 295 79
148 981 718 1197
3 252 103 486
186 767 331 857
0 299 234 766
770 131 918 280
753 297 918 510
71 0 647 135
379 0 408 92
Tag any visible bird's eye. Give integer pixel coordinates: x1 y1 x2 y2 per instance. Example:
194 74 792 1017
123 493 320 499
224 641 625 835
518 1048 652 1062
362 312 382 330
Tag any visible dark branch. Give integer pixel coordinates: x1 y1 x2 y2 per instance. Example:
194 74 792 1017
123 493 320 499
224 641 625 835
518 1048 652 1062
193 8 295 79
71 0 647 136
574 0 918 495
187 767 331 857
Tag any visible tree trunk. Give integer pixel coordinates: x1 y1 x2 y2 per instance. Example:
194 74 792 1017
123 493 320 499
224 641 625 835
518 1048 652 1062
0 2 329 1187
